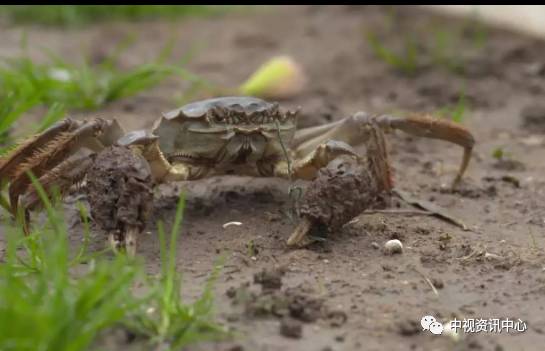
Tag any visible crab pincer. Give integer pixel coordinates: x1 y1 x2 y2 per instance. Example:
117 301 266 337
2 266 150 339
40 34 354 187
287 125 393 247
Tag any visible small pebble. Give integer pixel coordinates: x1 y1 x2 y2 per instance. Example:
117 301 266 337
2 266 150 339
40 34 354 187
384 239 403 255
371 242 380 250
484 252 503 261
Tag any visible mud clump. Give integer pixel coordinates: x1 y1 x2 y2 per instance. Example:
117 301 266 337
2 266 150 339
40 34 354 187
521 103 545 132
280 317 303 339
253 267 285 291
228 267 346 338
87 146 153 247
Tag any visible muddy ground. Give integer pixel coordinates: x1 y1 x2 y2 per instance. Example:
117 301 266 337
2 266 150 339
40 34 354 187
2 5 545 351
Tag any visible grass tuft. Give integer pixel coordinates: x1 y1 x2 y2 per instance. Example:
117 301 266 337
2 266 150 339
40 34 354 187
0 174 145 351
366 31 418 75
436 90 468 123
0 176 226 350
0 5 235 27
366 10 489 76
0 36 209 150
124 194 227 349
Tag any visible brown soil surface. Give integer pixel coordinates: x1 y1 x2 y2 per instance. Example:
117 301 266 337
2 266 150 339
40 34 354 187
2 5 545 351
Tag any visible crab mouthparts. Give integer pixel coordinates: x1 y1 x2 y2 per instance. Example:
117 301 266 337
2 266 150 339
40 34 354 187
232 142 255 164
224 132 262 165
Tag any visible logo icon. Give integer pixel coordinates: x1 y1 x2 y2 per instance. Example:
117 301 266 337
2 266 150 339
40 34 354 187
421 315 443 335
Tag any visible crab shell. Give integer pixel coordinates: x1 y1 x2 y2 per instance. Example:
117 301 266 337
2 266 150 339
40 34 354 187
151 97 300 168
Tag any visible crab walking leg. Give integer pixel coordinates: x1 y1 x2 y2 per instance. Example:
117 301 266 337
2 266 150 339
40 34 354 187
109 228 140 257
20 154 95 212
364 122 394 192
109 177 154 258
291 119 345 147
119 130 210 183
274 140 360 180
0 118 82 183
374 113 475 186
15 155 95 235
7 118 117 218
293 112 475 186
287 217 313 246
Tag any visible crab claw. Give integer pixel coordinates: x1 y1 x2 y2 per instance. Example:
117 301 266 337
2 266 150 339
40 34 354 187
108 228 138 257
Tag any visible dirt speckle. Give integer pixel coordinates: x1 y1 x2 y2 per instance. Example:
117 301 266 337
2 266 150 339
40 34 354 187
253 267 285 291
396 318 421 336
521 102 545 132
492 158 526 172
280 317 303 339
227 268 342 328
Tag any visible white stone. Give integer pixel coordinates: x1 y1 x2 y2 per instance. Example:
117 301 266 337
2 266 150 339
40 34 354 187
384 239 403 255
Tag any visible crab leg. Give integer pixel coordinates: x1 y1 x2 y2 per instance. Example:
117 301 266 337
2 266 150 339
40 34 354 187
6 119 112 216
0 118 125 234
0 118 81 183
274 140 360 180
118 130 210 183
374 113 474 186
20 154 95 212
293 112 475 186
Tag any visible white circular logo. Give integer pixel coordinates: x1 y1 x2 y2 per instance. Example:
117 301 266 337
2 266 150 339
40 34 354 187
421 315 436 330
429 321 444 335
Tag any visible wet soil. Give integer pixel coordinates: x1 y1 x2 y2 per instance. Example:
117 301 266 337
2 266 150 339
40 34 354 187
2 5 545 351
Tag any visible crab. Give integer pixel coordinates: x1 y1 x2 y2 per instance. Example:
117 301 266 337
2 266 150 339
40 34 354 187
0 96 475 254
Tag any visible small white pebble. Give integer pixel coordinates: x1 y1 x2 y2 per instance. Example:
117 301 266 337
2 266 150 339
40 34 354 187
384 239 403 255
323 259 330 264
484 252 503 261
250 256 257 261
371 242 380 250
222 221 243 228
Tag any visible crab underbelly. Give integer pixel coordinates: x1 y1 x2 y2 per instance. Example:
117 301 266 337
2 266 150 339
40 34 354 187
210 134 268 175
